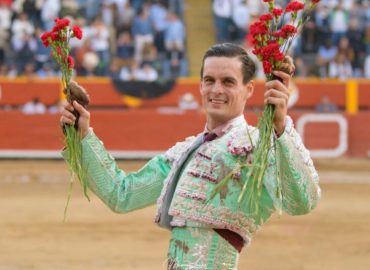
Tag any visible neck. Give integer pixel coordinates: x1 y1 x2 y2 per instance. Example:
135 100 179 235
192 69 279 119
206 119 224 131
206 114 244 131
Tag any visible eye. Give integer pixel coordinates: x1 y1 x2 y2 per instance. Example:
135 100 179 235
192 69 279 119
223 79 235 86
204 77 214 84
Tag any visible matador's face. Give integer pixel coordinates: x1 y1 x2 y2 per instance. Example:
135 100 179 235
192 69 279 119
200 56 254 127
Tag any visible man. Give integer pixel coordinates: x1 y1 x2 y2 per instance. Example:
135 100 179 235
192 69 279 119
60 43 320 269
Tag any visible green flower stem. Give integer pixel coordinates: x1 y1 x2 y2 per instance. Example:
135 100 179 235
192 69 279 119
63 124 90 221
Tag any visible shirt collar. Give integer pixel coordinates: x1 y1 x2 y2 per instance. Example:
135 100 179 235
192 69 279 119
204 114 246 137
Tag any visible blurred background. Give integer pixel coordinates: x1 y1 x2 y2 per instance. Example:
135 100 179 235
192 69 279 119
0 0 370 269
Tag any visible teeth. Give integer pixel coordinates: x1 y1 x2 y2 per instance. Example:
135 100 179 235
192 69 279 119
210 98 227 104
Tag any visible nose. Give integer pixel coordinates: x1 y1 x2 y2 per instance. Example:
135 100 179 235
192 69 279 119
211 81 223 94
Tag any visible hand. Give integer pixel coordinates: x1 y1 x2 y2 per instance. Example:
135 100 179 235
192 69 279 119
60 100 90 138
264 70 292 136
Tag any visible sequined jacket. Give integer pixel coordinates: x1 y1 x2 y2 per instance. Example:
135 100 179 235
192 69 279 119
62 116 320 244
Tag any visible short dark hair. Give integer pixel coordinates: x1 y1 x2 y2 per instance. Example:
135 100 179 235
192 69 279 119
200 43 256 84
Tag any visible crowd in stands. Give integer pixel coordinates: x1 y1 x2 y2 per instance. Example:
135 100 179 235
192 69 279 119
212 0 370 79
0 0 186 81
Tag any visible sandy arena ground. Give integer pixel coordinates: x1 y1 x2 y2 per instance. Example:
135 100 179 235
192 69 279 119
1 159 370 270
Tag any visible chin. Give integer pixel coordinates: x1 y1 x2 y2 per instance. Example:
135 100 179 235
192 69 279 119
206 110 228 123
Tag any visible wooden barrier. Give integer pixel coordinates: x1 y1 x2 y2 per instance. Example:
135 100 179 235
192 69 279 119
1 110 370 157
1 77 369 110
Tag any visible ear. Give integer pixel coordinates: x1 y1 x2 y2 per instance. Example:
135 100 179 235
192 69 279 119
245 80 254 99
200 79 205 94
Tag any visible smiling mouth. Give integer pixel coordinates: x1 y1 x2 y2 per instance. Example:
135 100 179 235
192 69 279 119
209 98 227 104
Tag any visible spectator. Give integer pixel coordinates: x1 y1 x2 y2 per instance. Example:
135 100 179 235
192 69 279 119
11 32 37 73
118 64 132 81
150 0 168 54
0 21 9 65
231 0 250 42
347 18 367 77
0 2 12 31
22 0 42 26
212 0 233 43
89 17 111 75
40 0 60 31
23 62 37 79
116 31 135 65
34 27 51 70
164 12 185 53
131 0 146 14
11 12 34 41
48 99 64 114
61 0 80 18
178 92 199 111
337 36 354 64
132 6 154 63
116 1 135 33
36 62 57 78
84 0 100 23
22 97 46 114
7 64 18 78
0 63 8 76
141 42 158 66
329 3 349 45
132 62 158 81
110 0 128 16
328 53 353 80
315 96 338 113
300 9 319 54
315 3 331 42
316 38 337 77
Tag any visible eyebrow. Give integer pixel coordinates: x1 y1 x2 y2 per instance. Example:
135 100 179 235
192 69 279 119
202 75 238 81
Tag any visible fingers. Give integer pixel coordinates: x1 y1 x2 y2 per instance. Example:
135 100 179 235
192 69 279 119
264 89 289 107
271 70 291 87
72 100 89 118
60 108 76 126
266 77 290 96
283 56 296 75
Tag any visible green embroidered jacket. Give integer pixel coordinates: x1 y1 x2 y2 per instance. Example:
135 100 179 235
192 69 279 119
62 116 320 244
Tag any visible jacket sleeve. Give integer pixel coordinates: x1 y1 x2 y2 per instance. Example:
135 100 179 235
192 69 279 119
271 116 321 215
62 129 171 213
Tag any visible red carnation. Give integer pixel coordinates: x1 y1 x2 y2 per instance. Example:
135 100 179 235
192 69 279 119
250 21 268 37
72 25 83 40
260 13 273 22
273 51 284 61
40 32 50 47
272 31 284 39
53 18 70 32
67 56 74 69
272 8 283 17
281 24 297 38
285 1 305 12
311 0 320 3
263 61 272 74
51 32 60 41
263 0 273 2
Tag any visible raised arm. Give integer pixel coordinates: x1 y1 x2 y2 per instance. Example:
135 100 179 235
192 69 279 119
263 59 320 215
60 101 171 213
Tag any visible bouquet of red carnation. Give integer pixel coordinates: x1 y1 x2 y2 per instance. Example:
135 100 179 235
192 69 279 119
240 0 321 213
40 18 90 219
212 0 320 214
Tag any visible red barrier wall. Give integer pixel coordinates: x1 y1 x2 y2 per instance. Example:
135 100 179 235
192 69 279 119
2 78 369 108
1 110 370 157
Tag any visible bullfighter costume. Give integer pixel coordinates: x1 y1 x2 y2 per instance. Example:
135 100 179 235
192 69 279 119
63 115 320 269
